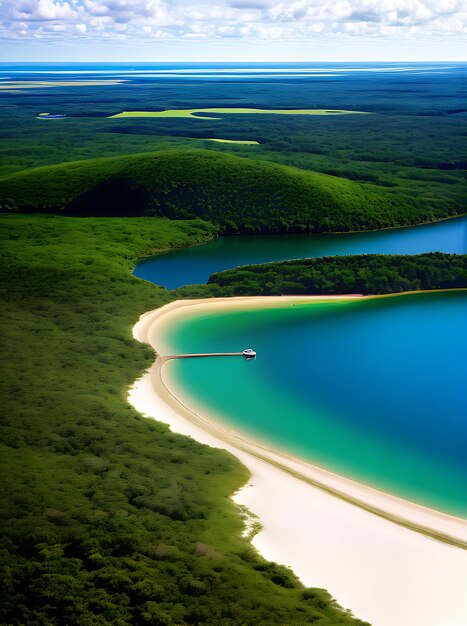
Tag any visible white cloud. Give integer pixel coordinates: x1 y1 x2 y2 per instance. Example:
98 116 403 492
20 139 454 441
11 0 79 21
0 0 466 43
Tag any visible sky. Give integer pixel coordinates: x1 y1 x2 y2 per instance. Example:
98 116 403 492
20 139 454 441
0 0 466 61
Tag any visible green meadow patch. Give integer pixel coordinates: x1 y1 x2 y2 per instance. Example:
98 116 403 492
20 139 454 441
203 138 259 145
110 107 369 120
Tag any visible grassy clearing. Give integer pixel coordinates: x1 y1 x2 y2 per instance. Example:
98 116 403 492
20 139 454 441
110 108 369 119
204 138 259 145
0 213 368 625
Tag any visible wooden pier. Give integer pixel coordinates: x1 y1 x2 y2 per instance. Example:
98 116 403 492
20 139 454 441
160 352 244 363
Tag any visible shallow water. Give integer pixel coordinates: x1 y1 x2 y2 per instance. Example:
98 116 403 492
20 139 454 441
163 291 467 516
134 216 467 289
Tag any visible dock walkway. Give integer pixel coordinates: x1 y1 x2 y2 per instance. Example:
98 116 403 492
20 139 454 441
160 352 244 363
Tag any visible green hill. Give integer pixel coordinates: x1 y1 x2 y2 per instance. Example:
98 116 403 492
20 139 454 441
1 149 462 233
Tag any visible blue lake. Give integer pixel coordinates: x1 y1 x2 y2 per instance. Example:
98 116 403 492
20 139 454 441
134 216 467 289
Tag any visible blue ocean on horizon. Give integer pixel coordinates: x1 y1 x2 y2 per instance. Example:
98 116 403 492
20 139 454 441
2 61 466 78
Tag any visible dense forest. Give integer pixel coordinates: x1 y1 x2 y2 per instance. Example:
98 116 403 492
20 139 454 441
0 214 369 626
1 149 464 233
208 253 467 296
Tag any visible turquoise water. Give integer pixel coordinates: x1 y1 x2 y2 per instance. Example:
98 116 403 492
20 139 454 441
134 213 467 513
163 291 467 516
134 216 467 289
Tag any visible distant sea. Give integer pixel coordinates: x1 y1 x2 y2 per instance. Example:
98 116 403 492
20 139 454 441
2 61 466 79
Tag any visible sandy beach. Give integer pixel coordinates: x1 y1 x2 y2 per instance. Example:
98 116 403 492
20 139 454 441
129 295 467 626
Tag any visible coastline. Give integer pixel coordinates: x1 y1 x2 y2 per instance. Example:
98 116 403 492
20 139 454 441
129 294 467 626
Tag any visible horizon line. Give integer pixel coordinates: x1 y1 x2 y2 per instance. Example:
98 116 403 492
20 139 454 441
2 60 466 64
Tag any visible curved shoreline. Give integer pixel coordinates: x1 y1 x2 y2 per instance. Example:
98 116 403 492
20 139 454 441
160 357 467 547
133 293 467 547
129 293 467 626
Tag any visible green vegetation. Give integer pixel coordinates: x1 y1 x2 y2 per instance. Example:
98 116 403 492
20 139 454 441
1 148 463 233
111 108 368 119
0 214 368 625
208 253 467 296
205 139 259 145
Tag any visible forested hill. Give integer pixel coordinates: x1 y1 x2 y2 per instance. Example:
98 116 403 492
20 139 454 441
1 149 464 233
207 253 467 296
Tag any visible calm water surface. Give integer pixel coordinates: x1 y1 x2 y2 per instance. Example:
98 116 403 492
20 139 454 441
164 291 467 515
134 217 467 288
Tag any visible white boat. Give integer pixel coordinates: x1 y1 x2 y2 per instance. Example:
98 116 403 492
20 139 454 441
243 348 256 358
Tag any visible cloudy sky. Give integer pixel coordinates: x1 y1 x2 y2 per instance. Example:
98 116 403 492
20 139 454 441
1 0 466 61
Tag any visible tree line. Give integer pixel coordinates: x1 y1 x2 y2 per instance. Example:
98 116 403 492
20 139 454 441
208 253 467 296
